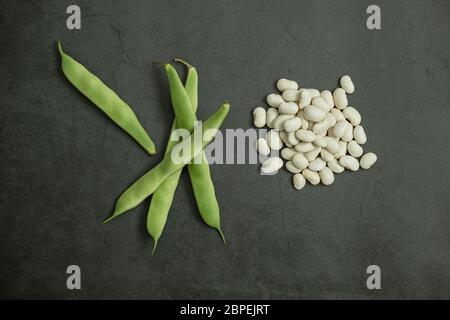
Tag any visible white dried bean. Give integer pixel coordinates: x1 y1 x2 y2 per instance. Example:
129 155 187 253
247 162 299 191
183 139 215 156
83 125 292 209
360 152 377 169
295 142 315 153
295 129 316 142
319 167 334 185
341 125 354 142
305 147 321 161
320 90 334 108
328 159 345 173
277 79 298 91
293 173 306 190
313 136 328 148
330 108 345 121
266 108 278 128
261 157 283 174
278 102 299 115
312 120 329 135
281 147 296 160
308 158 326 172
281 89 299 102
333 88 348 110
320 149 335 162
284 117 302 132
286 161 301 174
272 114 294 130
256 138 270 156
324 113 336 127
353 125 367 144
340 75 355 94
343 106 361 126
279 131 293 148
298 89 312 109
292 153 309 170
266 129 283 150
332 120 350 138
347 141 363 158
312 96 331 112
334 141 347 159
266 93 284 108
325 137 340 154
302 169 320 185
304 105 327 122
339 155 359 171
287 131 300 145
253 107 266 128
308 88 320 98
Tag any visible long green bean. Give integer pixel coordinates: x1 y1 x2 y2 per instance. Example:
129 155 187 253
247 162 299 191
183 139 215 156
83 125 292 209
57 42 156 155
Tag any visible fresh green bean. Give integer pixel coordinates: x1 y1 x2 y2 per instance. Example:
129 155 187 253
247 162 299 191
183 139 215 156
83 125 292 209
146 62 198 254
163 62 226 244
57 42 156 155
104 102 230 223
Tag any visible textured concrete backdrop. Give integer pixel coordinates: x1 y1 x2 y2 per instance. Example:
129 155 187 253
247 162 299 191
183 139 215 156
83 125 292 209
1 0 449 299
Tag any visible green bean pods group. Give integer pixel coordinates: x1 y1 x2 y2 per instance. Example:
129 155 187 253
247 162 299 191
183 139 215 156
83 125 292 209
162 62 226 245
104 102 230 223
146 61 199 253
57 42 156 155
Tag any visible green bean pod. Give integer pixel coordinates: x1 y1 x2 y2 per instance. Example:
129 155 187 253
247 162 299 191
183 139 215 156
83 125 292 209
146 63 198 254
104 102 230 223
57 42 156 155
164 63 226 244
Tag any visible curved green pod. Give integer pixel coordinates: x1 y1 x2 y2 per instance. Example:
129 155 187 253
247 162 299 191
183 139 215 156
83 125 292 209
57 41 156 155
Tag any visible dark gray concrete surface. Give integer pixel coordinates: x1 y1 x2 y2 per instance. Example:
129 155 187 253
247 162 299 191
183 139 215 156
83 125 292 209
1 0 449 299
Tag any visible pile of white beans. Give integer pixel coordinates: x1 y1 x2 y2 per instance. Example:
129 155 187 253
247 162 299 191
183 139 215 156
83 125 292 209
253 75 377 190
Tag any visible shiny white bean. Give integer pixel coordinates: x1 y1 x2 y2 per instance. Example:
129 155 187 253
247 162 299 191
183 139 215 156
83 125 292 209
333 88 348 110
295 129 316 142
286 161 301 174
266 129 283 150
287 131 300 145
272 114 294 130
293 173 306 190
347 141 363 158
302 169 320 185
308 158 326 172
320 90 334 108
324 113 337 127
308 88 321 98
277 79 298 91
278 130 292 147
292 153 309 170
278 102 299 115
253 107 266 128
312 96 331 112
266 108 278 128
341 125 354 142
320 149 335 162
284 117 302 132
298 89 312 109
305 147 321 161
325 137 340 154
330 108 345 121
261 157 283 174
281 147 297 160
343 106 361 126
328 159 345 173
266 93 284 108
281 89 299 102
304 105 327 122
360 152 377 169
312 120 330 135
340 75 355 94
332 120 351 138
319 167 335 185
353 125 367 144
295 142 315 153
339 155 359 171
256 138 270 156
334 141 347 159
313 136 327 148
